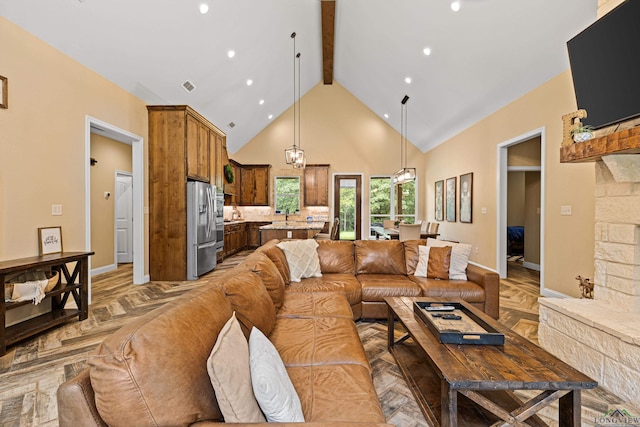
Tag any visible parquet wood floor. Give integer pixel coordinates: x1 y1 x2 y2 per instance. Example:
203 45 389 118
0 256 635 426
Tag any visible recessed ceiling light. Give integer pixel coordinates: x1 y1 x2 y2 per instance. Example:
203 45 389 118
227 50 235 59
423 47 432 56
384 113 389 119
451 1 461 12
199 3 209 14
246 79 253 86
259 99 265 105
404 77 412 84
268 114 274 120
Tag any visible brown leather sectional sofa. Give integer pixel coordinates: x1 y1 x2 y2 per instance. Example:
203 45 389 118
57 239 499 426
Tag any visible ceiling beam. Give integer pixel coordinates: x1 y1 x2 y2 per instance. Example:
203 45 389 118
321 0 335 85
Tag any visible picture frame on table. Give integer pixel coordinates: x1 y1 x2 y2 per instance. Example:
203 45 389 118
38 226 63 255
434 180 444 221
445 177 457 222
0 75 7 109
459 172 473 223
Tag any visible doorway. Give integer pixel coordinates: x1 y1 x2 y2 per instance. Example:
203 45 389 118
497 127 545 292
333 175 362 240
85 116 145 292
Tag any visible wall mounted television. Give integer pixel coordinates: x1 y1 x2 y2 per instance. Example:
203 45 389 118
567 0 640 130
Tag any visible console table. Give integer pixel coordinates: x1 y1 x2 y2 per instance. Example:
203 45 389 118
1 251 93 355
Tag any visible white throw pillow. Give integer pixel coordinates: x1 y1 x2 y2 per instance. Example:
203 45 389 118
414 246 431 277
276 239 323 282
249 327 304 422
426 238 472 280
206 313 266 423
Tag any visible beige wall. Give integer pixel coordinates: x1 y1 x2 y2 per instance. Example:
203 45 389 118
524 172 541 265
0 18 148 274
233 82 425 229
90 134 133 268
507 172 525 226
423 70 595 297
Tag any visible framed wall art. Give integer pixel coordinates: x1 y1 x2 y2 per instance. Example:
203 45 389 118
38 226 63 255
459 172 473 223
0 75 7 109
434 180 444 221
445 177 456 222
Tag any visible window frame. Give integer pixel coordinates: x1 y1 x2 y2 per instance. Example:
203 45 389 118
274 176 301 214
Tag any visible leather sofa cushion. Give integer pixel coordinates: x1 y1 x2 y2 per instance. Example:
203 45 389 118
258 240 291 286
243 251 285 310
277 292 353 319
355 240 406 275
88 286 232 426
223 267 276 338
409 276 485 302
358 274 421 302
316 240 355 274
287 364 386 423
402 239 427 275
285 274 362 306
269 317 370 371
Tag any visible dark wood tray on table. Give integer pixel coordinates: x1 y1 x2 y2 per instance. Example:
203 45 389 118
413 301 504 345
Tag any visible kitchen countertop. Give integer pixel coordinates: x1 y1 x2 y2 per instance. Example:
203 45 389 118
259 221 325 230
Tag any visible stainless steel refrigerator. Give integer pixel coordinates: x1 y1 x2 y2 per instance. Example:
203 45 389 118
187 181 217 280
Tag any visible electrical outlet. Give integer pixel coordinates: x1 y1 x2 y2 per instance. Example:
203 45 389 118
560 205 572 216
481 207 487 214
287 231 292 238
51 204 63 216
475 246 479 254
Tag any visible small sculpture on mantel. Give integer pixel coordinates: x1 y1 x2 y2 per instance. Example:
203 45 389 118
576 275 594 299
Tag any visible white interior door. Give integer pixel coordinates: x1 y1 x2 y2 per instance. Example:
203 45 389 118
116 172 133 263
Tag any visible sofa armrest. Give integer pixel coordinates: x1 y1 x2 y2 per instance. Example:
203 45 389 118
465 263 500 319
57 368 107 427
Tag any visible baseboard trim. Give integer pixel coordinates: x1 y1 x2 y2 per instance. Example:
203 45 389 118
522 261 541 271
91 264 117 276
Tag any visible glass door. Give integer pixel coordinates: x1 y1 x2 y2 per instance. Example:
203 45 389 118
334 175 362 240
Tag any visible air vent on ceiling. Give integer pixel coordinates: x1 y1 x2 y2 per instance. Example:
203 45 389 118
228 122 235 128
182 80 196 93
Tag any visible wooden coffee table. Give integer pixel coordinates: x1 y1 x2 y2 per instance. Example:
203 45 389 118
385 297 597 427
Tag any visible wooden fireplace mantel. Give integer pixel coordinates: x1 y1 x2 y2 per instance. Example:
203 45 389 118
560 126 640 163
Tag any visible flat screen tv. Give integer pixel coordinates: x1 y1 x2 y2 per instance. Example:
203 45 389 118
567 0 640 130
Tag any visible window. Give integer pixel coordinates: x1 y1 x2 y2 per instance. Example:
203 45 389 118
369 177 392 237
396 180 416 224
369 176 416 238
274 176 300 214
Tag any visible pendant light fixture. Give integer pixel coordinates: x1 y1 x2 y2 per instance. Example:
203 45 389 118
284 32 306 168
393 95 416 184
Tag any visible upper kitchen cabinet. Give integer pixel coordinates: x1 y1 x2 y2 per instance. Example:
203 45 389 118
212 131 225 190
240 165 271 206
304 164 330 206
224 159 241 206
147 105 225 281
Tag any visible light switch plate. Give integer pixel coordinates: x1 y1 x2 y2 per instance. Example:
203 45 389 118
51 204 63 216
560 205 572 215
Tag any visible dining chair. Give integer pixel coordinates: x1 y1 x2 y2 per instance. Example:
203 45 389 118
421 221 430 233
428 222 440 234
383 220 396 229
398 223 422 241
315 217 340 240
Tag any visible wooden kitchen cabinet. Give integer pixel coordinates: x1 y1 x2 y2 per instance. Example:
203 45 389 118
223 222 247 257
186 114 210 182
211 130 225 191
148 105 225 281
304 164 330 206
240 165 270 206
224 160 241 206
246 222 270 248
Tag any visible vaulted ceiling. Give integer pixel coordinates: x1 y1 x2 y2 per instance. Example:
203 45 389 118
1 0 597 153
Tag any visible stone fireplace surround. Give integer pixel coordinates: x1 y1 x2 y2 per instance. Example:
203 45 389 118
539 153 640 404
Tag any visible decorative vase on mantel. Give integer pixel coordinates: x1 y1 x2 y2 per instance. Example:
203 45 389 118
572 125 595 143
